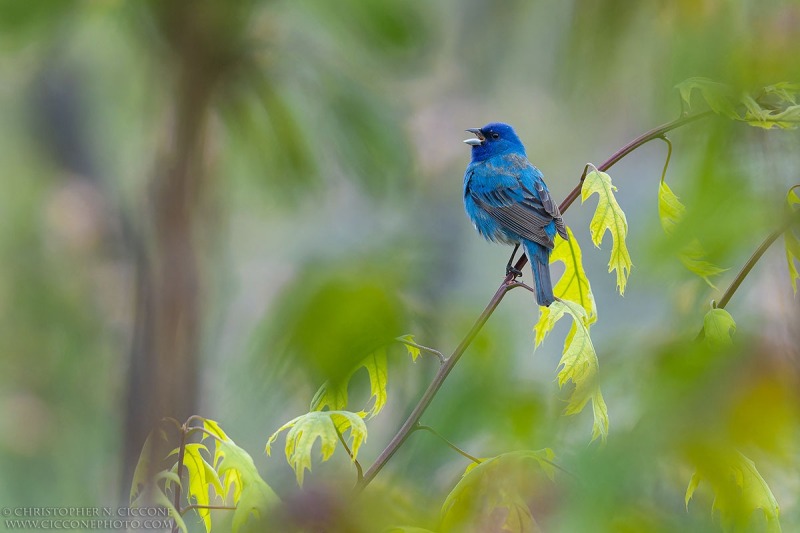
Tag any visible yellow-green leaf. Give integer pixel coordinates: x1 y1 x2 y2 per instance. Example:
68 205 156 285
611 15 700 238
675 77 739 118
201 418 241 501
786 187 800 294
462 459 487 477
741 94 800 130
582 169 632 295
686 471 702 510
534 227 597 347
266 410 367 487
216 439 278 532
363 349 388 418
769 105 800 130
163 461 180 495
440 450 555 533
675 78 800 129
131 470 187 533
129 430 187 533
680 240 729 288
151 479 188 533
741 94 773 129
201 416 277 529
703 308 736 348
658 180 727 287
203 418 230 441
548 300 609 442
310 379 349 413
397 334 422 362
460 449 556 481
686 450 781 532
182 443 223 533
763 82 800 105
658 180 686 234
310 349 388 418
130 429 164 504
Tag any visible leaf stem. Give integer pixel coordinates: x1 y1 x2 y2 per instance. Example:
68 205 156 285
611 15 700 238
186 426 224 442
414 424 482 464
161 417 183 432
335 427 364 483
185 415 208 426
658 135 673 184
396 337 446 364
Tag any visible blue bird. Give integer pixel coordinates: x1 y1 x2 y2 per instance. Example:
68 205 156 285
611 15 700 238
463 122 568 307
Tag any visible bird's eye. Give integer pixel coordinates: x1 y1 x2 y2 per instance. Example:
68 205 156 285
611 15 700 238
491 132 500 139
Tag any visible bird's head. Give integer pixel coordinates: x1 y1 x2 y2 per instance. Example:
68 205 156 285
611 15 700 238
463 122 526 161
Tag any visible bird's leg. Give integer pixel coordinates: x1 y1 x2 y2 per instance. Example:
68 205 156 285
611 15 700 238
505 243 523 278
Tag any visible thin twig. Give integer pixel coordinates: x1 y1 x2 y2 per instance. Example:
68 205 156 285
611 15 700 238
185 415 208 426
396 337 446 364
335 428 364 483
716 209 800 310
414 424 482 463
513 281 536 294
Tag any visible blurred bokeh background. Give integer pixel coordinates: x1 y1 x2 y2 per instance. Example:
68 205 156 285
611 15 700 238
1 0 799 531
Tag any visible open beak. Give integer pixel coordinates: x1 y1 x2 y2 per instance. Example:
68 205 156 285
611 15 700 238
463 128 484 146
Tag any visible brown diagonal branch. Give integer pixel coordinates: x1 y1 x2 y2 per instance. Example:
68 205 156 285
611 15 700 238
717 188 800 311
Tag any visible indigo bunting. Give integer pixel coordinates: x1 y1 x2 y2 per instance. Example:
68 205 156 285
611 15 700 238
463 122 568 307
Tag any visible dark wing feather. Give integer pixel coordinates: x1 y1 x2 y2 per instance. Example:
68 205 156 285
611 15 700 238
465 155 569 249
470 183 556 249
529 180 569 240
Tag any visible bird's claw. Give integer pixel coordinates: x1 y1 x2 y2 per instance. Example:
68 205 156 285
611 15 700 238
505 266 523 279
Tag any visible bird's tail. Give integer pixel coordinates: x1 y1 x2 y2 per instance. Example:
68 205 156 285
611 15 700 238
523 240 555 307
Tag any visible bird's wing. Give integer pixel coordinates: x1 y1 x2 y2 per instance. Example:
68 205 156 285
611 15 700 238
466 160 560 249
526 170 569 241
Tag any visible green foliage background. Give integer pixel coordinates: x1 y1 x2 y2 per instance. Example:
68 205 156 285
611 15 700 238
1 0 799 531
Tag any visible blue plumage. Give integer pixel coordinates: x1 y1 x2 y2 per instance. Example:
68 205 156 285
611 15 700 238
463 122 568 306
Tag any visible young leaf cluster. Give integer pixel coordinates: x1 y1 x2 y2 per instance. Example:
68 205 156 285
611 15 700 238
266 410 367 487
129 418 278 533
310 349 388 418
130 431 186 532
677 78 800 130
266 343 400 486
529 170 632 442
